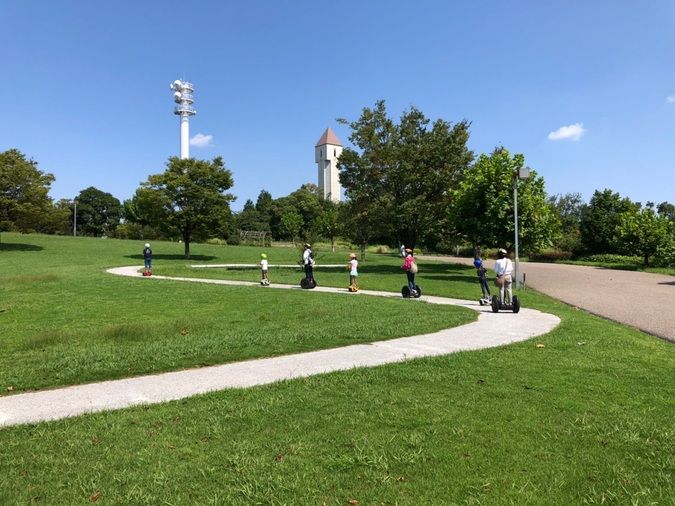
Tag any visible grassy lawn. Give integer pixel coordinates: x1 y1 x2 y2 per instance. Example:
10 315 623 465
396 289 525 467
0 233 673 504
0 234 474 392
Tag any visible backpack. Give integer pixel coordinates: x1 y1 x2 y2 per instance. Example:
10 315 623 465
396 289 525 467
409 259 418 274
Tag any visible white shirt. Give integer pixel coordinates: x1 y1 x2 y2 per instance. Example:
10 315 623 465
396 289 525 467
260 259 268 270
349 258 358 274
494 258 513 276
303 249 313 265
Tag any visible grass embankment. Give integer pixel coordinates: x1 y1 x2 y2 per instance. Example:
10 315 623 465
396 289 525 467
0 233 673 504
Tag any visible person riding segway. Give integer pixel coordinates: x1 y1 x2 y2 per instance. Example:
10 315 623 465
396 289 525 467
300 243 316 289
474 255 491 305
491 248 520 313
401 248 421 298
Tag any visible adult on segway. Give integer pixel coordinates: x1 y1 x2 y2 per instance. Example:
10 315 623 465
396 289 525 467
491 248 520 313
300 243 316 289
401 248 421 298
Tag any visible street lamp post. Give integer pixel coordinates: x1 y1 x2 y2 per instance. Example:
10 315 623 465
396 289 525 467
513 166 530 289
73 199 78 237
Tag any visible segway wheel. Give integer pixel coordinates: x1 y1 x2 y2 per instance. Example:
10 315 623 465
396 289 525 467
401 286 411 298
491 295 500 313
300 278 310 289
309 279 317 289
414 285 422 298
512 295 520 314
479 298 485 306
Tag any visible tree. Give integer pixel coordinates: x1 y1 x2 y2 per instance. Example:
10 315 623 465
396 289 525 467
122 187 165 240
315 202 341 252
616 203 671 266
548 192 584 252
656 201 675 222
580 189 637 254
75 186 122 237
255 189 273 230
269 184 324 242
339 196 390 260
280 211 303 245
448 148 559 253
141 156 235 258
338 100 473 249
236 199 263 231
0 149 55 235
44 199 74 235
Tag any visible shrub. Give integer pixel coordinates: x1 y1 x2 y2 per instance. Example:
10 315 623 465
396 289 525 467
577 254 642 265
654 240 675 268
528 250 573 262
206 238 227 246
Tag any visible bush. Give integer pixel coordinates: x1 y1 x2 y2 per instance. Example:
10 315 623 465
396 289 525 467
654 241 675 268
206 238 227 246
368 244 390 254
576 254 642 265
528 250 573 263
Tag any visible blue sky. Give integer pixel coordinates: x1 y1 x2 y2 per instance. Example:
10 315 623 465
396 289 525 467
2 1 674 211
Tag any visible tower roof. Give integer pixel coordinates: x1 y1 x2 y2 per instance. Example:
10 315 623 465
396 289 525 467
315 127 343 147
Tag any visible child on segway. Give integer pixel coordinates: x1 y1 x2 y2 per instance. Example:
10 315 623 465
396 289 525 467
473 254 491 305
260 253 270 286
401 248 421 298
348 253 359 292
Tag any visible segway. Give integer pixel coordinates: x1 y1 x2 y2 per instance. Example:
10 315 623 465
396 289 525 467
401 285 422 298
348 283 359 293
300 277 317 289
491 294 520 313
260 279 270 286
142 270 152 277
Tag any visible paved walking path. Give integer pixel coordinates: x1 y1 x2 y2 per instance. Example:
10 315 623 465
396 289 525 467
0 266 559 427
191 263 346 268
421 255 675 342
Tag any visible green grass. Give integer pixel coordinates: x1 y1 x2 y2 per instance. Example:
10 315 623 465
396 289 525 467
0 234 474 392
0 233 673 504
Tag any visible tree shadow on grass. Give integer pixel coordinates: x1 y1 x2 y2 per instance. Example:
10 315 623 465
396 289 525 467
419 274 477 284
125 254 217 262
361 263 472 275
0 243 43 252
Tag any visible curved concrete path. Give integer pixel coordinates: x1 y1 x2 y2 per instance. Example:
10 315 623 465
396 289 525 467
0 266 560 427
421 255 675 342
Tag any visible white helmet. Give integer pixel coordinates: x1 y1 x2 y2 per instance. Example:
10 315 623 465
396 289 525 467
145 243 150 248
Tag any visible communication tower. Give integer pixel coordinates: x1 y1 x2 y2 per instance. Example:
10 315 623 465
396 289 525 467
169 79 196 159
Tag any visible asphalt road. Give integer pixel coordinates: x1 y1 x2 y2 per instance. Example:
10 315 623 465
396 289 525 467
420 256 675 342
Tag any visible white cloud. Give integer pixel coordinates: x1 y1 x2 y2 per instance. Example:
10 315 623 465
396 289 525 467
667 95 675 103
547 123 585 141
189 133 214 147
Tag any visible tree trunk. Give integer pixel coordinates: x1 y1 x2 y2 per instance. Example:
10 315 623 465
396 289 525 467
183 231 191 259
360 240 366 261
331 237 335 252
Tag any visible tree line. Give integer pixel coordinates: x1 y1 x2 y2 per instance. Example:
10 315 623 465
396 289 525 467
1 100 673 265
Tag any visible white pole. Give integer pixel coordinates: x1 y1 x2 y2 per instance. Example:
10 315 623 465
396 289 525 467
180 115 190 159
513 176 520 289
73 200 77 237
